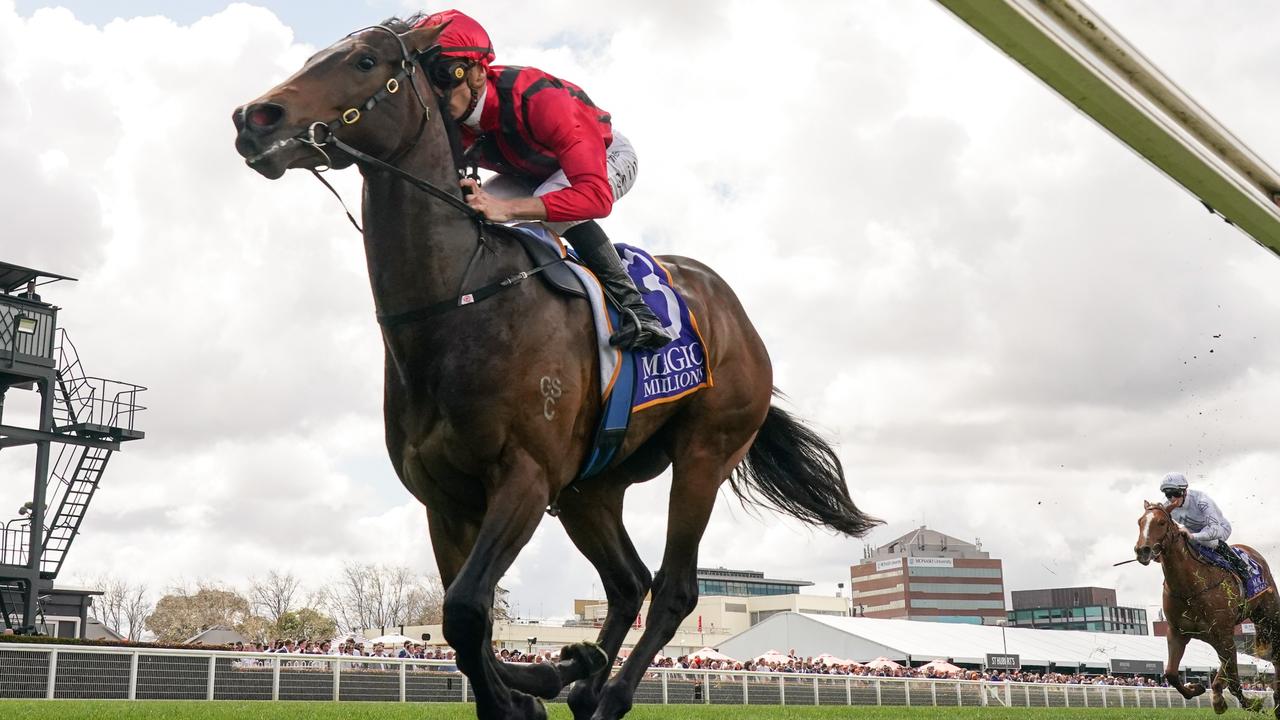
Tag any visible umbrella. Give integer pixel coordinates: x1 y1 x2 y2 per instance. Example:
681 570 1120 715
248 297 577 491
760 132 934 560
917 659 964 676
815 653 849 666
754 649 791 664
865 656 904 671
367 634 416 646
689 647 736 662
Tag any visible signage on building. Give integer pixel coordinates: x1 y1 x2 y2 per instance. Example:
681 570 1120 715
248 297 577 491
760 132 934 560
875 559 903 572
986 653 1020 670
907 557 954 568
1110 659 1164 675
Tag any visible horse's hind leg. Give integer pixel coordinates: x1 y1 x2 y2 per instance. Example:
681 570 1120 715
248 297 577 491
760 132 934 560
590 450 738 720
440 454 551 720
1210 635 1248 714
557 482 652 720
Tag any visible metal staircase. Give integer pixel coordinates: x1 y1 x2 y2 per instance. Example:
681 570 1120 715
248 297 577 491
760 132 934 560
40 444 113 577
20 329 145 579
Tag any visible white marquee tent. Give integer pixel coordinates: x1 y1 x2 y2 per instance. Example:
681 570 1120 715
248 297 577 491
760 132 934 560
717 613 1274 675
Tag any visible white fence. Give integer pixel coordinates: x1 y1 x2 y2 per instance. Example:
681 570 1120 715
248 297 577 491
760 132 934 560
0 644 1274 710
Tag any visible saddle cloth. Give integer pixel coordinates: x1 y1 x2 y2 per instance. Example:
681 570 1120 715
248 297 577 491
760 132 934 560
509 225 712 479
1189 542 1271 600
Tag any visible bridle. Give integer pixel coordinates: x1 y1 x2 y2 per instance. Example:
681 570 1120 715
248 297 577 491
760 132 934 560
288 24 565 328
298 24 477 225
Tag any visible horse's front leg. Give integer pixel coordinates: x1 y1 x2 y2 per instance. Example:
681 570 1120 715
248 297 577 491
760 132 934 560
440 451 551 720
1164 631 1205 698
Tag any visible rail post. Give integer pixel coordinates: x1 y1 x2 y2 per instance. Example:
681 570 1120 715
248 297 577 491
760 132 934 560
931 680 937 706
846 676 852 706
743 672 749 705
400 662 407 702
875 678 882 706
704 672 710 704
779 674 785 705
905 679 911 707
271 656 280 701
813 676 819 705
128 651 139 700
661 671 668 704
45 649 58 699
332 658 340 701
206 655 216 701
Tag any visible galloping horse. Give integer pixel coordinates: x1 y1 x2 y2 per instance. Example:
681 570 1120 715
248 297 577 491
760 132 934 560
1134 502 1280 716
232 19 878 720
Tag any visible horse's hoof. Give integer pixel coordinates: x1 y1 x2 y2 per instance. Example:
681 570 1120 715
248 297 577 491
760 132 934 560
1188 682 1207 697
1213 694 1228 715
559 642 610 682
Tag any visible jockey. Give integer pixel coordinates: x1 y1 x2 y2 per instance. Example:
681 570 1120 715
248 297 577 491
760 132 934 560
1160 472 1250 580
414 10 675 350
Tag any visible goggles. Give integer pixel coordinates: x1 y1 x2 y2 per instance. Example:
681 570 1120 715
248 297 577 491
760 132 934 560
429 57 472 89
1163 489 1185 499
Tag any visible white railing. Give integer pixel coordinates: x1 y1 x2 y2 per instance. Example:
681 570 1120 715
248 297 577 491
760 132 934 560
0 644 1273 710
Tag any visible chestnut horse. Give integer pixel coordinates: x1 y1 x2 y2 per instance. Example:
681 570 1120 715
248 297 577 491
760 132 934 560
232 19 877 720
1134 502 1279 716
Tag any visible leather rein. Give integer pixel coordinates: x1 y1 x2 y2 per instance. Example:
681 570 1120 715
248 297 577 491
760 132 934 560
294 24 565 328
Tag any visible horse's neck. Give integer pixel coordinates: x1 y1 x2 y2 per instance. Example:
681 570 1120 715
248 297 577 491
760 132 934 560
358 134 488 319
1161 530 1216 587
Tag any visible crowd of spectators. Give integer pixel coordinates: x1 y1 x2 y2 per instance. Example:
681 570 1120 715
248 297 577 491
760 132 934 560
220 640 1272 691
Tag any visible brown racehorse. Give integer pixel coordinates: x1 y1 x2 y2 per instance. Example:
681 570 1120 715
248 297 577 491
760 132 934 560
1135 502 1280 717
232 18 878 720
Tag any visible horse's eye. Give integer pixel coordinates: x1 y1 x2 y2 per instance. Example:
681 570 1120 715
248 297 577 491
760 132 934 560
356 56 377 72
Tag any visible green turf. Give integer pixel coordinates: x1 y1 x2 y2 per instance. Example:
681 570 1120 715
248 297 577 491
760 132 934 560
0 701 1266 719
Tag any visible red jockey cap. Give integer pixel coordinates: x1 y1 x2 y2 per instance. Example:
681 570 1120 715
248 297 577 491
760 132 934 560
414 10 495 66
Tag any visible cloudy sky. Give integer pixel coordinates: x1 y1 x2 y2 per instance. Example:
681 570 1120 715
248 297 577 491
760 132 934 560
2 0 1279 628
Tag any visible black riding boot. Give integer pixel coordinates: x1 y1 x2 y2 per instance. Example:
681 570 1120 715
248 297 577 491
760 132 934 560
564 221 675 350
1217 541 1250 582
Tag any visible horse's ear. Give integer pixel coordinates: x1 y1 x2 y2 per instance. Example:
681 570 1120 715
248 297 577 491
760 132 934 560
401 19 448 56
1143 500 1151 510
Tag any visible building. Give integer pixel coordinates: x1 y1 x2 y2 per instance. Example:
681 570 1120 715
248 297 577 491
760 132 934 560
850 525 1005 625
695 567 812 597
1007 587 1148 635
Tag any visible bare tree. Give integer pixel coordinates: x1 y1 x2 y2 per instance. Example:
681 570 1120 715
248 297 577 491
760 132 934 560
323 562 446 632
248 569 300 624
84 575 152 641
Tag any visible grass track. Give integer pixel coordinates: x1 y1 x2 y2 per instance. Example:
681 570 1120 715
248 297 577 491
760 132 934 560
0 701 1262 719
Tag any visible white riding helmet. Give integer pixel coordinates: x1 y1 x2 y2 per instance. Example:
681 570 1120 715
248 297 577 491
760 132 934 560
1159 472 1189 493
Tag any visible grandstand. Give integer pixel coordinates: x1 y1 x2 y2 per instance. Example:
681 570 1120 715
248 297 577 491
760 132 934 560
717 613 1276 675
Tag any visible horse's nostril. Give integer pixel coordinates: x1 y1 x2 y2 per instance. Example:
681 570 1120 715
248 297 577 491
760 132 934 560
244 102 285 132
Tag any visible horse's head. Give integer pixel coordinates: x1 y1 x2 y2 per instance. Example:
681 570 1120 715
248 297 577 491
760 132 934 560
232 20 445 179
1135 500 1178 565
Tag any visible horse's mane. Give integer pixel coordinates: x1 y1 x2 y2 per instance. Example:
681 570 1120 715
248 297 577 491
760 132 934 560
381 14 428 34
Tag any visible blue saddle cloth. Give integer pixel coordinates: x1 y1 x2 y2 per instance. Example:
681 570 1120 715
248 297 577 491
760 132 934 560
503 226 710 481
1190 542 1270 599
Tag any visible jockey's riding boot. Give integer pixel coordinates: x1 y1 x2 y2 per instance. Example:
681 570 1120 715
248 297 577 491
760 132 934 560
1217 541 1251 582
564 221 676 350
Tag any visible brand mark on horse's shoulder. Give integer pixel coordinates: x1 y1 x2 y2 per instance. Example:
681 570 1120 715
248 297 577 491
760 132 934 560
539 376 562 421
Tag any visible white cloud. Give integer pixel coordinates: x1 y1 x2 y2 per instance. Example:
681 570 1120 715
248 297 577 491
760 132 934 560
3 0 1278 632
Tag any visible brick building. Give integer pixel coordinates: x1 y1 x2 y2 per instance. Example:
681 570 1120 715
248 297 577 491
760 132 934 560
850 526 1005 625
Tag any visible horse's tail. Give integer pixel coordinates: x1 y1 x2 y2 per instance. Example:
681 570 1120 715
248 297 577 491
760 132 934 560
731 394 880 537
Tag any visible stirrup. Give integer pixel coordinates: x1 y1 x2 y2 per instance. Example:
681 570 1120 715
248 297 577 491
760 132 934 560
609 308 673 350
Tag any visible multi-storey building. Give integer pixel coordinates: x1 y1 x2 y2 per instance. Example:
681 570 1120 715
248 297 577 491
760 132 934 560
849 525 1005 625
1006 586 1149 634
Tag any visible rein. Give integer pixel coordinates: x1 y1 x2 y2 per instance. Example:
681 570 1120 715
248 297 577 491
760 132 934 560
294 24 565 326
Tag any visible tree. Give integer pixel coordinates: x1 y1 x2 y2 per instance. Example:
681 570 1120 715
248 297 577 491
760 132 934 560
144 584 251 643
248 570 300 624
85 575 152 641
276 607 337 642
322 562 445 632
